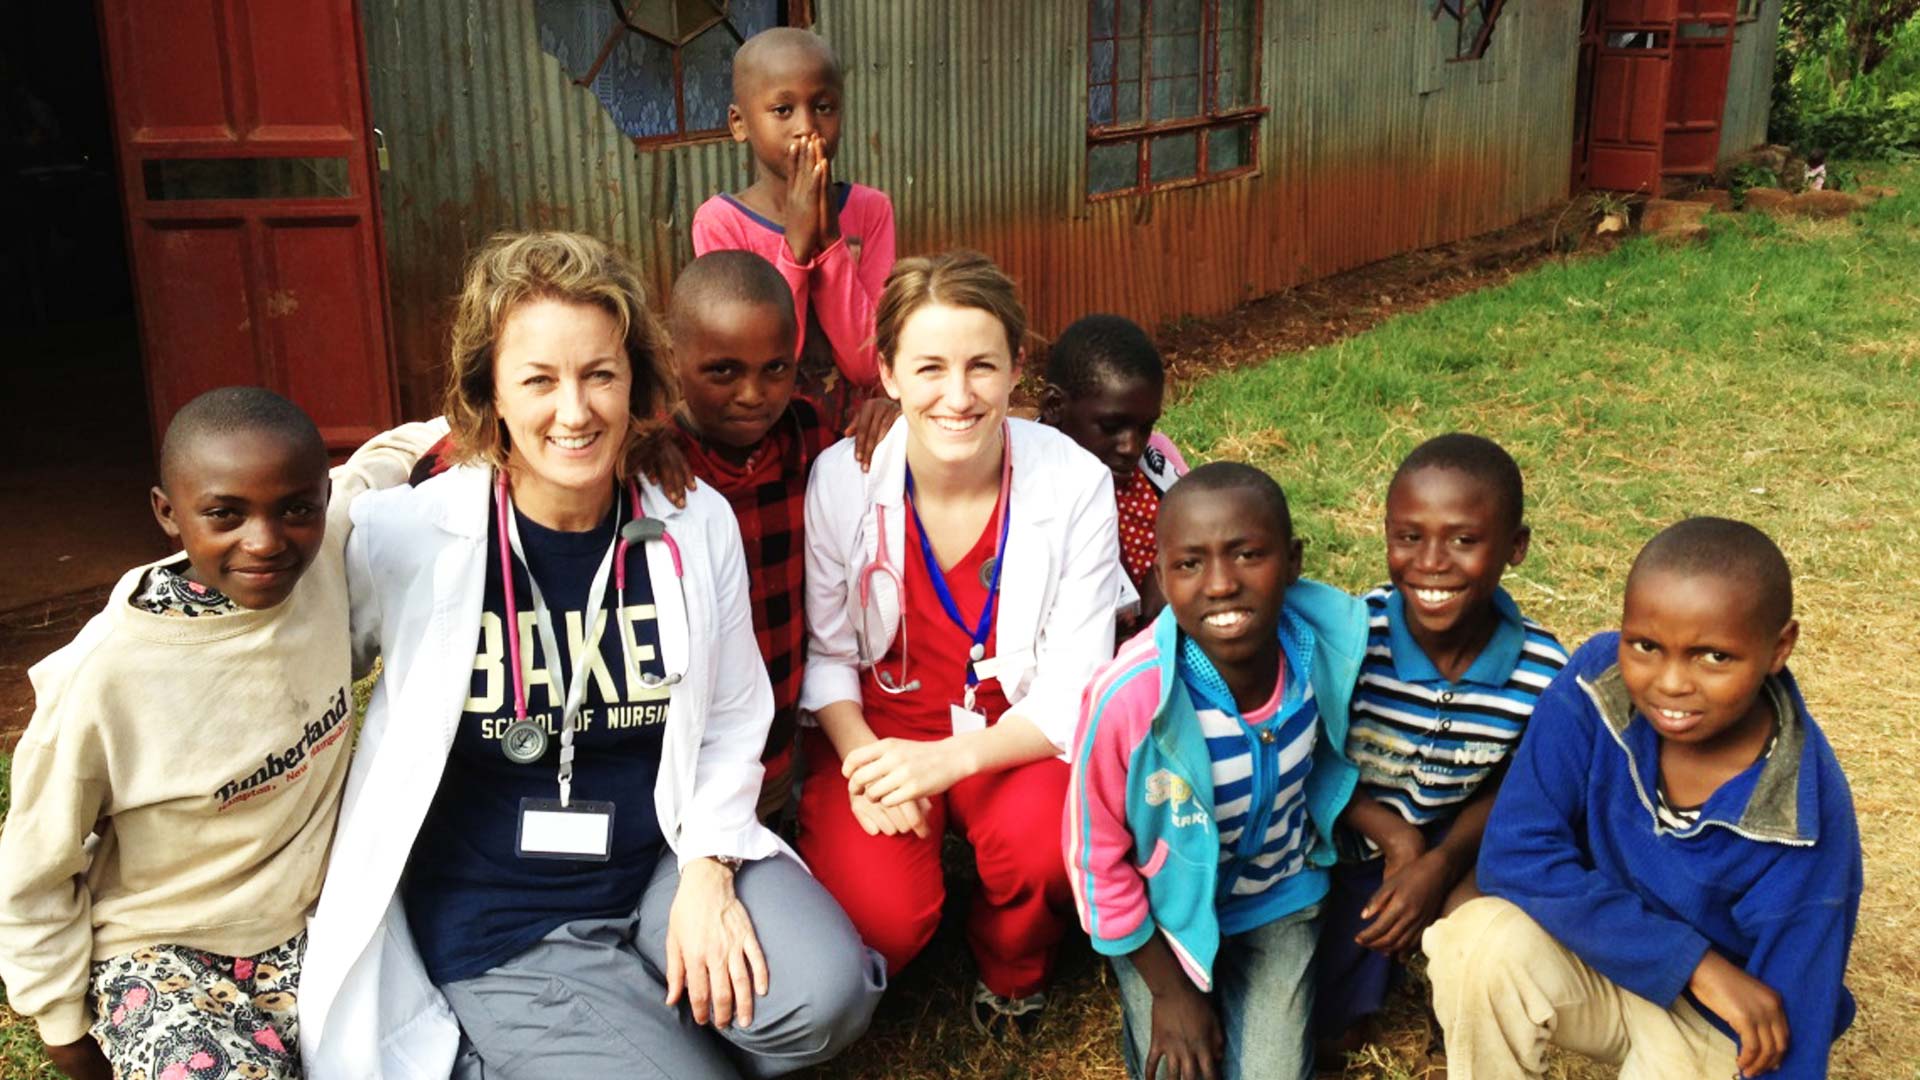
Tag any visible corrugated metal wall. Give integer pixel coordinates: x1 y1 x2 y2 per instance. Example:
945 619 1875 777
1719 3 1782 161
364 0 1580 415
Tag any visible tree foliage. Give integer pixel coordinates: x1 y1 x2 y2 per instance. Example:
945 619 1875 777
1783 0 1920 81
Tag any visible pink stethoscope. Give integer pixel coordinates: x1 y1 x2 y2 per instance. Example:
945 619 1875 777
854 424 1013 701
495 472 687 795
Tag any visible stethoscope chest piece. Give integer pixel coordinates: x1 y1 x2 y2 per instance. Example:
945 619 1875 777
501 718 549 765
978 556 998 590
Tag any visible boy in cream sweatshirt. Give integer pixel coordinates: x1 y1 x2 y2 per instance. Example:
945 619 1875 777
0 388 440 1080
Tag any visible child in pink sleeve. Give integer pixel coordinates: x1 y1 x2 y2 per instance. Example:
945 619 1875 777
693 27 896 432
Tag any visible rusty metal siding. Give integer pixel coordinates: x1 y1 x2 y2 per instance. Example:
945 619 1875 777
1720 3 1782 161
365 0 1580 413
362 0 755 412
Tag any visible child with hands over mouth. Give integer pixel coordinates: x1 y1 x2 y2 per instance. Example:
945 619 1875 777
694 26 896 434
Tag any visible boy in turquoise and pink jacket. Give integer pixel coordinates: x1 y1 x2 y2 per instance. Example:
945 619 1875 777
1065 464 1369 1079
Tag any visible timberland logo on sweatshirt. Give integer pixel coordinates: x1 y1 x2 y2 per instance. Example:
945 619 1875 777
214 685 351 808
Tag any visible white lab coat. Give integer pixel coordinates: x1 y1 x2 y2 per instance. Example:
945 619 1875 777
297 464 782 1079
800 417 1135 754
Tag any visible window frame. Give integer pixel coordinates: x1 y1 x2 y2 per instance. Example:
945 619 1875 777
1084 0 1268 201
1735 0 1764 23
1437 0 1508 63
565 0 814 149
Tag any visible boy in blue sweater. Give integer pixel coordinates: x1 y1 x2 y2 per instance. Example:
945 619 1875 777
1425 518 1861 1078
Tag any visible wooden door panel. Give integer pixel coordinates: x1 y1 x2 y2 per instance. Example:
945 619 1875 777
266 219 390 446
138 221 260 421
1604 0 1679 24
101 0 397 456
1664 19 1733 174
109 1 233 140
1583 0 1678 192
245 4 360 140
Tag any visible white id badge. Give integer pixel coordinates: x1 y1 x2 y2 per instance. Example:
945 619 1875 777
949 703 988 735
516 798 615 861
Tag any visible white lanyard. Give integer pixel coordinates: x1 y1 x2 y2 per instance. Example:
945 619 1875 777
504 497 616 808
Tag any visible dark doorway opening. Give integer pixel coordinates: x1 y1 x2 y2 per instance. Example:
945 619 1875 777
1 0 167 702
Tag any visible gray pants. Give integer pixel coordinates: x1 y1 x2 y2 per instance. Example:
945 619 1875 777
442 853 885 1080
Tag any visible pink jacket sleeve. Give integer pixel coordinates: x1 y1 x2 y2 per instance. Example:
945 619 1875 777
809 186 894 389
1148 430 1190 476
692 195 811 361
1065 645 1162 956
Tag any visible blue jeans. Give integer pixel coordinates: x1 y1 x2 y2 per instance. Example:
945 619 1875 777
1111 903 1321 1080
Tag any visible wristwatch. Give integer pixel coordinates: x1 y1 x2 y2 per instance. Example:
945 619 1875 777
712 855 746 874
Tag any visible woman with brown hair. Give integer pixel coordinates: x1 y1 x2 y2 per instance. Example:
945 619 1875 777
297 231 881 1079
797 250 1133 1035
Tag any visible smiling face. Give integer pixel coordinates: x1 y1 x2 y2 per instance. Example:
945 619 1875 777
674 298 797 458
492 297 633 513
727 41 843 180
879 301 1017 468
150 429 330 610
1156 485 1303 677
1043 369 1164 483
1618 568 1797 751
1385 465 1529 649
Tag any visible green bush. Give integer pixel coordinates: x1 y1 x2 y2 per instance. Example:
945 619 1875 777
1788 93 1920 159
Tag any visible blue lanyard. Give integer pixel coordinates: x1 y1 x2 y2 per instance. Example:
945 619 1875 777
903 464 1011 688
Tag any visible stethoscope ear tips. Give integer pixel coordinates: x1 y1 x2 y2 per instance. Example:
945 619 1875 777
621 518 667 544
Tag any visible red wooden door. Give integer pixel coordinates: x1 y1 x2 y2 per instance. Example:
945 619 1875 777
1664 0 1737 174
1584 0 1679 192
98 0 397 454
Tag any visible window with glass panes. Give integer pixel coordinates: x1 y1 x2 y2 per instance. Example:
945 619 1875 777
534 0 808 146
1086 0 1264 198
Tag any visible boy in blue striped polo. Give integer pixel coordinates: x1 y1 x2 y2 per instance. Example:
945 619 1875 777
1313 434 1569 1054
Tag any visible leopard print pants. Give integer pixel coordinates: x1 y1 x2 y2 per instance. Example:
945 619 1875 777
88 931 304 1080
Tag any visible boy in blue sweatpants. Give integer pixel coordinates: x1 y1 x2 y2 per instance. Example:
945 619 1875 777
1425 517 1861 1079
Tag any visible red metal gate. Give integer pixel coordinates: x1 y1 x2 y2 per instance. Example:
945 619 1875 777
98 0 397 454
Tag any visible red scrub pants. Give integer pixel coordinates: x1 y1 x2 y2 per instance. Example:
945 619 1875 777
796 730 1073 999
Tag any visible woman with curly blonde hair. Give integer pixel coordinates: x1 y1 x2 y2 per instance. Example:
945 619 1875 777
299 231 882 1080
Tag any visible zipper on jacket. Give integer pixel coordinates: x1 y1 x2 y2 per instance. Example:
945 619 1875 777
1222 714 1280 893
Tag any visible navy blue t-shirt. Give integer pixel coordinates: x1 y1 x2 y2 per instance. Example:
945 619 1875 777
402 492 670 984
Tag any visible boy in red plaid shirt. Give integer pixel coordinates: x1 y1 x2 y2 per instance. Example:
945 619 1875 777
668 250 894 820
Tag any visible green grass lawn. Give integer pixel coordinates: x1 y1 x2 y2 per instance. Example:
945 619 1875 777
3 164 1917 1079
826 165 1920 1078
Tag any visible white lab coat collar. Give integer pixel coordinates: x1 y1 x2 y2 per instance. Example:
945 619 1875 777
802 417 1132 753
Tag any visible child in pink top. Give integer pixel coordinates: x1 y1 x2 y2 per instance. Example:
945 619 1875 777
694 27 897 432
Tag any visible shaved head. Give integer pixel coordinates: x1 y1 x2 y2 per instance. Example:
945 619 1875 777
159 387 327 493
1627 517 1794 633
731 27 842 101
668 250 797 343
1160 462 1294 546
